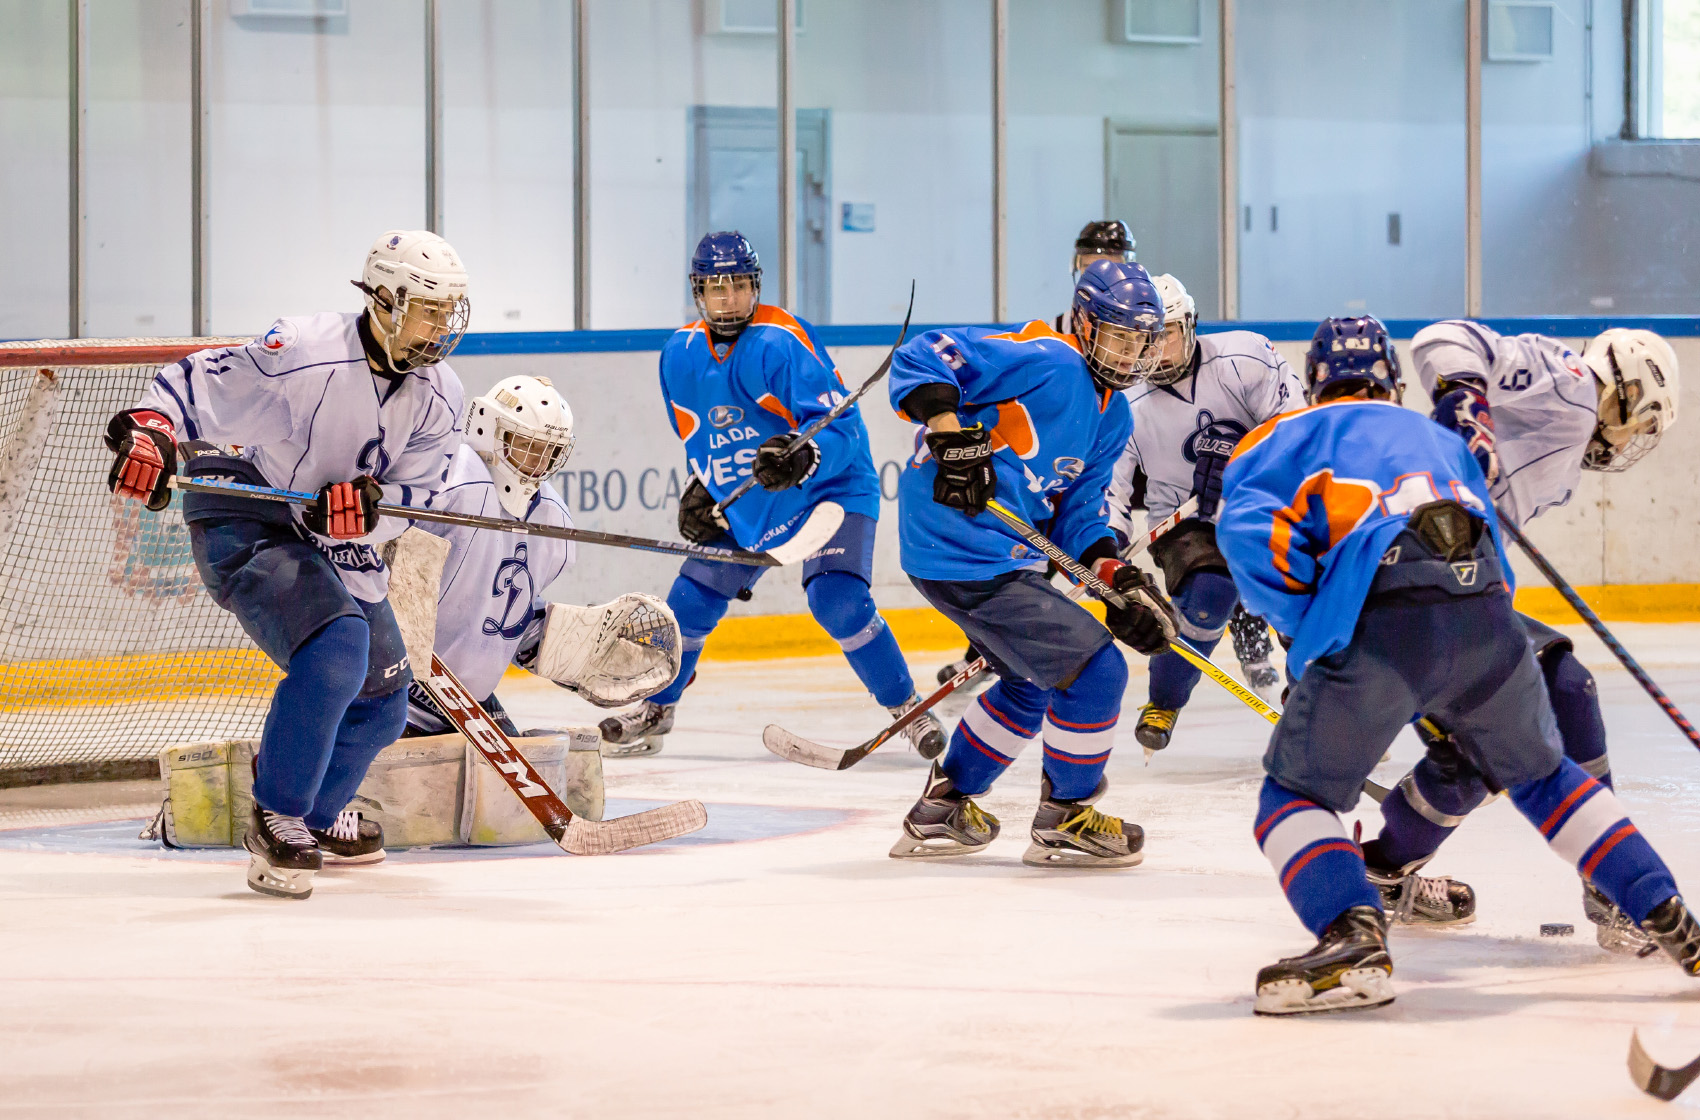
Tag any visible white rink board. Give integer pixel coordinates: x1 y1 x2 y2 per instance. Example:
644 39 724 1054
2 622 1699 1116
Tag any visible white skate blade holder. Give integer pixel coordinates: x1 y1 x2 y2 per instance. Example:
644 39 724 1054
245 855 314 900
1253 968 1395 1016
889 833 991 860
1021 842 1144 870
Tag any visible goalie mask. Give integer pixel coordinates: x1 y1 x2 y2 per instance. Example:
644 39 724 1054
1145 273 1198 387
1580 328 1680 472
465 376 576 517
353 230 471 375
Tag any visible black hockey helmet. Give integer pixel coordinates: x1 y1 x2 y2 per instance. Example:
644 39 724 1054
1072 220 1136 281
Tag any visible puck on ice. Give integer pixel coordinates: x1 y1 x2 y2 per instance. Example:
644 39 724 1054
1540 923 1575 937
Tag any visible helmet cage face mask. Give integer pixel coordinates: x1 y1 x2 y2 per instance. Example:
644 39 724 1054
1583 349 1663 471
364 283 470 373
691 271 761 335
1081 317 1161 390
1145 316 1198 387
498 421 574 482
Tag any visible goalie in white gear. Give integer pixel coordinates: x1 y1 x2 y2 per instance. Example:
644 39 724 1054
405 375 683 741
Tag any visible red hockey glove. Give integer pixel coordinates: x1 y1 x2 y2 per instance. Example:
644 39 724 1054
304 476 383 540
103 409 177 511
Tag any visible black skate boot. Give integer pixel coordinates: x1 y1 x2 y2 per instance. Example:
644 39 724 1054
1640 895 1700 976
1135 703 1177 759
1254 906 1396 1016
310 810 385 865
1229 604 1281 702
1583 879 1656 955
1023 776 1144 868
243 806 322 900
936 657 991 692
1361 840 1475 926
889 762 1000 859
888 693 946 760
599 700 675 759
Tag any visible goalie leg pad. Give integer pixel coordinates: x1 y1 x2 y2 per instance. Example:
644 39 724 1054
533 593 684 708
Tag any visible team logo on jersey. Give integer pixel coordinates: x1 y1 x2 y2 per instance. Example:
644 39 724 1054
709 405 744 428
1181 410 1249 464
484 545 534 640
1052 456 1085 481
357 431 390 479
260 319 298 355
1010 543 1031 560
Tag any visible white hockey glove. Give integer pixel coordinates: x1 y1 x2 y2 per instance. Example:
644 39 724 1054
530 593 683 707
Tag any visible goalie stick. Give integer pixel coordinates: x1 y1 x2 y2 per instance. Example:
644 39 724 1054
762 497 1201 771
167 474 836 567
1630 1029 1700 1101
712 282 916 520
419 653 706 854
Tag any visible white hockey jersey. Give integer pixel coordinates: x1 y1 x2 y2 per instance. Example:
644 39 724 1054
138 311 464 601
422 444 575 703
1411 321 1600 528
1108 330 1302 537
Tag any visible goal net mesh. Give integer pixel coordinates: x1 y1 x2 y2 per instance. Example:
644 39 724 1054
0 339 280 774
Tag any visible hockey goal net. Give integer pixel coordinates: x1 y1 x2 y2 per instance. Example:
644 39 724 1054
0 337 279 780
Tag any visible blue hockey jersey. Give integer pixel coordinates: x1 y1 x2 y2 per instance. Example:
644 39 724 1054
889 321 1131 581
659 305 880 552
1217 399 1509 679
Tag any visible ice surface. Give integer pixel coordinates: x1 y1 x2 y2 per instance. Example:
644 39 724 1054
3 623 1700 1117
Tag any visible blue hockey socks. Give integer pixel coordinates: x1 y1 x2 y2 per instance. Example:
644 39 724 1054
1511 757 1677 924
1542 647 1613 789
1042 643 1127 800
253 615 369 819
649 573 734 707
944 677 1046 795
304 686 409 830
806 570 913 708
1374 749 1491 868
1148 570 1238 710
1255 777 1382 936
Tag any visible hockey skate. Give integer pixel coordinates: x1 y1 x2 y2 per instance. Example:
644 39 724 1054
1229 604 1282 704
890 762 1000 859
1023 776 1144 869
598 701 675 758
888 693 946 760
1581 879 1656 954
243 806 322 900
935 657 991 693
311 810 385 865
1361 842 1475 926
1640 895 1700 975
1135 703 1177 759
1255 906 1396 1016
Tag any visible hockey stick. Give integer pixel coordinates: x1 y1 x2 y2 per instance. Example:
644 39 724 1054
167 475 833 567
1630 1030 1700 1101
711 281 916 519
1497 513 1700 752
418 654 706 854
762 497 1201 770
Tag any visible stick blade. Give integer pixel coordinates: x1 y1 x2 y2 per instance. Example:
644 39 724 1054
1629 1029 1700 1101
762 723 855 769
764 502 845 566
559 799 707 855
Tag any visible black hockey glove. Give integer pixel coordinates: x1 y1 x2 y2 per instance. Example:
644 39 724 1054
752 432 820 492
1099 562 1178 656
1190 444 1234 519
925 425 995 515
303 475 383 540
678 476 730 544
104 409 177 512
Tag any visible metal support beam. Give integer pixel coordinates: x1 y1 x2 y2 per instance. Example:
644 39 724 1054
68 0 88 337
425 0 444 234
573 0 590 329
191 0 209 335
1217 0 1238 320
1465 0 1483 316
992 0 1008 322
777 0 797 310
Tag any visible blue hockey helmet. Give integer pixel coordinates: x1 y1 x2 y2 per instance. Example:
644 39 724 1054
1071 259 1165 391
1304 316 1403 404
689 231 762 335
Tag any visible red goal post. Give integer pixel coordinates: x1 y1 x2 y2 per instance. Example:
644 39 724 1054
0 336 276 782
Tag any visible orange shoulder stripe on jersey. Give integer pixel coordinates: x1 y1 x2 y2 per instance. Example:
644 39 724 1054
671 401 701 441
987 401 1039 459
756 393 798 428
1268 469 1379 593
748 304 818 357
987 320 1083 354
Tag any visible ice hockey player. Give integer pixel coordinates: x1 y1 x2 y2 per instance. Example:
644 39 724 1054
1366 321 1681 946
1052 219 1137 334
599 231 940 758
1217 315 1700 1015
886 258 1178 867
104 230 469 898
1106 273 1301 753
403 375 681 741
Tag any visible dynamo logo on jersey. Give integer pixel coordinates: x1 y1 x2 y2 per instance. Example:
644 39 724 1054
357 431 391 479
709 405 744 428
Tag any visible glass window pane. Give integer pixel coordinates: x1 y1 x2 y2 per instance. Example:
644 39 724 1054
1662 0 1700 138
442 0 574 333
206 0 424 334
797 0 992 325
1236 1 1467 320
587 0 776 330
88 0 192 339
1009 0 1221 321
0 1 70 339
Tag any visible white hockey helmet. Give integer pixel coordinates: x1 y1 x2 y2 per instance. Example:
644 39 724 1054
1580 329 1680 472
354 230 471 375
1145 274 1199 387
465 375 576 517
